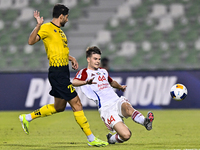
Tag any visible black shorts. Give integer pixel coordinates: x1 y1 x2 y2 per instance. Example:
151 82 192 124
48 65 77 101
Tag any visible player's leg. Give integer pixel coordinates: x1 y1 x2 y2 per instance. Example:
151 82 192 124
68 95 108 147
54 97 67 112
23 97 65 121
30 97 66 119
121 102 145 124
107 122 131 144
68 95 92 137
19 97 66 134
121 102 154 130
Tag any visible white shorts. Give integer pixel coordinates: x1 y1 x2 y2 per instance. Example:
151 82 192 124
98 96 131 132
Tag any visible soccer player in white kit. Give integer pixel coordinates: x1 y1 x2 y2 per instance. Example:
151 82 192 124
72 46 154 144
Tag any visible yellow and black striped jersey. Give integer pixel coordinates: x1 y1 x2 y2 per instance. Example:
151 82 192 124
38 22 69 67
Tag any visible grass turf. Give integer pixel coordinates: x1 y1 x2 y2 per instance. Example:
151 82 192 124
0 109 199 150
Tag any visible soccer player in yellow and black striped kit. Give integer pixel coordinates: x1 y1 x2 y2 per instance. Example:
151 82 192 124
19 4 108 147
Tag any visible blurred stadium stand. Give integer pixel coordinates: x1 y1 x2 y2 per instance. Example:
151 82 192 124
0 0 200 72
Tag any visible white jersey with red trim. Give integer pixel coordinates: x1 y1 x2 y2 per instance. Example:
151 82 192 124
74 68 119 108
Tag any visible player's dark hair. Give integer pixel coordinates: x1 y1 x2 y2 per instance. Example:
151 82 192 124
53 4 69 18
86 46 102 58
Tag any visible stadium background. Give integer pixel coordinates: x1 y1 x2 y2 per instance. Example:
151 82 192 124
1 0 200 110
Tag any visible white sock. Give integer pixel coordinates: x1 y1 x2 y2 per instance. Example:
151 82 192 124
25 114 32 122
131 110 145 125
87 133 95 142
110 134 124 143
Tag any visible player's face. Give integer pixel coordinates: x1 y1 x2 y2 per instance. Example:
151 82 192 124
87 54 101 70
60 14 69 27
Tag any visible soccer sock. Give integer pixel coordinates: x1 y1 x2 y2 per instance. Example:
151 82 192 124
87 133 95 142
131 110 145 125
110 134 124 143
25 114 32 122
73 110 93 141
30 104 57 120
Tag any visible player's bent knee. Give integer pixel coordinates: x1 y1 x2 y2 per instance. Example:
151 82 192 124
121 130 132 141
54 106 65 112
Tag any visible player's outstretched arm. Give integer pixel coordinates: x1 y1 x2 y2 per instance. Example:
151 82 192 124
72 78 96 87
28 10 43 45
110 80 127 92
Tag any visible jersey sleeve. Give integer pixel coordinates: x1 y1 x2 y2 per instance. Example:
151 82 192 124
108 75 113 83
37 24 48 40
74 68 87 81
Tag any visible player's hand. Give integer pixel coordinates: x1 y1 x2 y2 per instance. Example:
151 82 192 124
71 58 79 70
120 85 127 92
34 10 44 25
86 77 97 85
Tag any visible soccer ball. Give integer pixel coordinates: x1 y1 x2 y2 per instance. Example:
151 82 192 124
170 84 187 101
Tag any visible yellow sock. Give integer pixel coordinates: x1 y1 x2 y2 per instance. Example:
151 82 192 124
74 110 92 136
31 104 57 120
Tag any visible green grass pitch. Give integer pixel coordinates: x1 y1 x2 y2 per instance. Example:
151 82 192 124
0 109 199 150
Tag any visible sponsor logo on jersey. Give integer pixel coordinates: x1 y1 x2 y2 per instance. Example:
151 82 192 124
98 75 106 82
98 83 109 90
